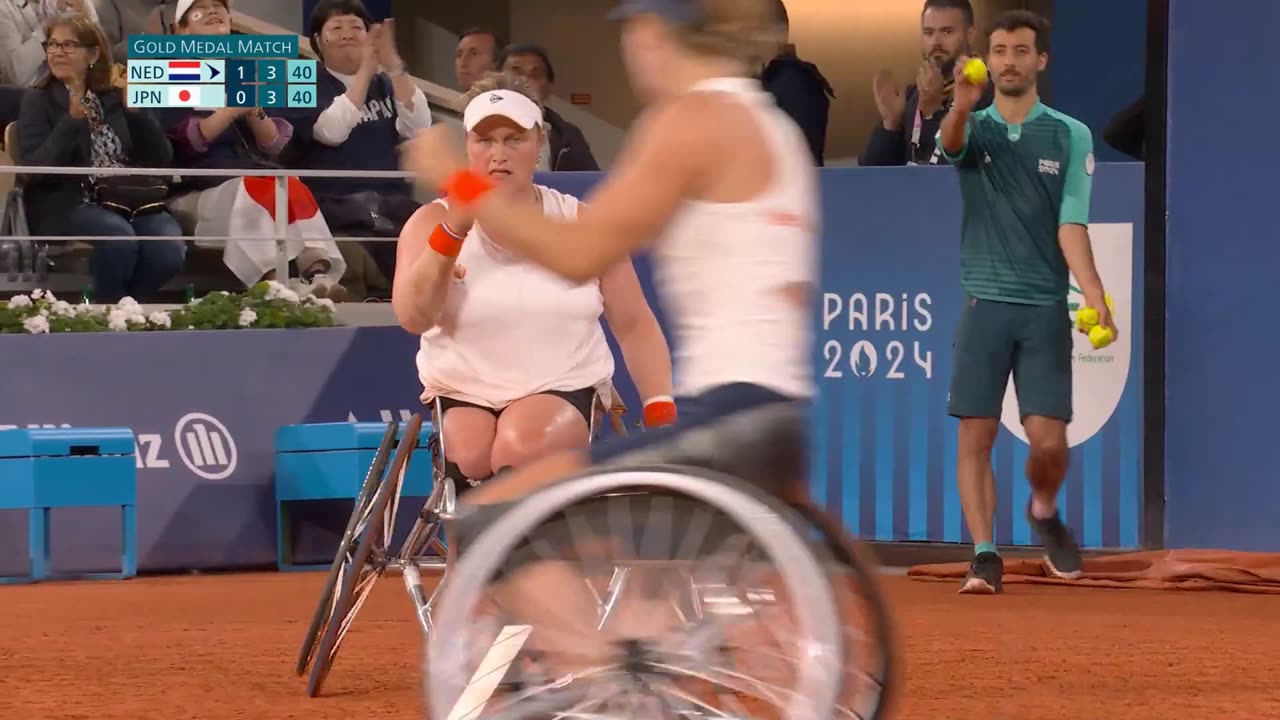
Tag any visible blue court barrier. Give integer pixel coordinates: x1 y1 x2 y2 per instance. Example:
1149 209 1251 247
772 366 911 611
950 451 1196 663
0 164 1145 573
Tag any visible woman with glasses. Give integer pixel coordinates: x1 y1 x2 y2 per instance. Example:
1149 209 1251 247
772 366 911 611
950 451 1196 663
16 12 186 302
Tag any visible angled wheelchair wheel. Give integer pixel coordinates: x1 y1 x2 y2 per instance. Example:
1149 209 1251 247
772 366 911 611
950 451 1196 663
305 414 423 697
425 465 845 720
294 421 399 677
787 502 899 720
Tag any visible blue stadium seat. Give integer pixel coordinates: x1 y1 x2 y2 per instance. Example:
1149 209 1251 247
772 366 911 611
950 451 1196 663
274 421 434 571
0 428 138 583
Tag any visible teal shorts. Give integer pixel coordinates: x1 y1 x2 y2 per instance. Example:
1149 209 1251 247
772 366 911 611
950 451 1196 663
947 294 1073 422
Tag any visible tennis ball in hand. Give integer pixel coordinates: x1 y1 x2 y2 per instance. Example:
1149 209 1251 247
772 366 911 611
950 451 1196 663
963 58 988 85
1077 306 1099 330
1088 325 1115 349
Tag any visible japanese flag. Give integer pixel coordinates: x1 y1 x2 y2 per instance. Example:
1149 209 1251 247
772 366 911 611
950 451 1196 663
168 86 202 107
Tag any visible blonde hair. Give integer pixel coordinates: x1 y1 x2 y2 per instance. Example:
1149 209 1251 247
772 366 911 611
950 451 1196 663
459 71 544 116
678 0 785 67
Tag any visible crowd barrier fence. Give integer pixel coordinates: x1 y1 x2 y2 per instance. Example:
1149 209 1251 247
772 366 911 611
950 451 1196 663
0 163 1147 575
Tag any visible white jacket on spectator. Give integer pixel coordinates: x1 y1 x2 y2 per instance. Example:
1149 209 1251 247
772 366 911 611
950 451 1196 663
0 0 48 86
312 67 431 146
0 0 101 86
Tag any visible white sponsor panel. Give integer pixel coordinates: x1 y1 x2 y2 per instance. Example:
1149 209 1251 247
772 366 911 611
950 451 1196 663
1001 222 1133 447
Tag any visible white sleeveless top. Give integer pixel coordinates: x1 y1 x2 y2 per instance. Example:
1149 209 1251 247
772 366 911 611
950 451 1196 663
416 185 615 407
653 77 818 399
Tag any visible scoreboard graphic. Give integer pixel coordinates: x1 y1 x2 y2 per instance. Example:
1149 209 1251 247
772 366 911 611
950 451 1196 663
126 34 315 109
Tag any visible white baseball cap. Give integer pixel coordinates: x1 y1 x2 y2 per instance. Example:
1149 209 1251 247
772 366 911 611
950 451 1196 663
175 0 229 25
463 90 544 133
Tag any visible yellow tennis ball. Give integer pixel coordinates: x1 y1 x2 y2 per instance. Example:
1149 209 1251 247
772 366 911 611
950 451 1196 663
963 58 988 85
1089 325 1114 349
1077 306 1099 329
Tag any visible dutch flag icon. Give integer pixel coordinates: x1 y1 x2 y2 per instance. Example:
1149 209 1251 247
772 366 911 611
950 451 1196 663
168 60 202 82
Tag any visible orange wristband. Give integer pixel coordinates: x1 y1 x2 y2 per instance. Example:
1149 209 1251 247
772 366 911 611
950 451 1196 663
442 170 496 206
642 397 678 428
429 223 464 257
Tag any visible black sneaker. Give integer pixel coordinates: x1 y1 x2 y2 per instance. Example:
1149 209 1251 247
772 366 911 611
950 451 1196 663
959 551 1004 594
1026 504 1083 579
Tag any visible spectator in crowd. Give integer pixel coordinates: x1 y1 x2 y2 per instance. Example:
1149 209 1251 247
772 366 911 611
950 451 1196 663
393 72 673 484
861 0 991 166
157 0 346 297
286 0 430 283
454 26 497 91
0 0 98 87
760 0 833 165
17 12 184 302
95 0 165 63
1103 96 1144 161
499 42 598 171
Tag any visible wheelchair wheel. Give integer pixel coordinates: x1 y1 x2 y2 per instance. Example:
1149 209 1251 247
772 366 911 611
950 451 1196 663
425 465 845 720
787 502 899 719
305 414 423 697
294 421 399 677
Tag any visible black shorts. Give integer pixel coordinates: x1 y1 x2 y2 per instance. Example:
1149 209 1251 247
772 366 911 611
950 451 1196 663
435 387 597 426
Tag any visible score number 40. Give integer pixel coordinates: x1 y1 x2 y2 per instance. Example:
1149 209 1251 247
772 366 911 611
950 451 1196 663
823 339 933 379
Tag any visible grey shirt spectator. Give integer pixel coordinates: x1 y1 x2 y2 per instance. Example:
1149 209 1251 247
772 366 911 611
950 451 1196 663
95 0 163 62
0 0 50 86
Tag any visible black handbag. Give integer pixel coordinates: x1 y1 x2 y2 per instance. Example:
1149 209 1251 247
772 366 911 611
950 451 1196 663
88 175 169 218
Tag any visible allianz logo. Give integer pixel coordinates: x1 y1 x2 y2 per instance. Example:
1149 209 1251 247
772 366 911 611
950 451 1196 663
0 412 238 480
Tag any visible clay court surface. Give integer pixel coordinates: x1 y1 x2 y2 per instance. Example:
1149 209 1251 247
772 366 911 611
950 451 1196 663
1 571 1277 719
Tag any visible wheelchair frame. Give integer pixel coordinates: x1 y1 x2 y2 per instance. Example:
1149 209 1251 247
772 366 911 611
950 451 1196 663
296 394 896 718
296 387 624 698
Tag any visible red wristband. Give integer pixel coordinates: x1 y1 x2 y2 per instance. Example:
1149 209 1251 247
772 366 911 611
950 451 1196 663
429 223 464 257
442 170 496 206
642 397 678 428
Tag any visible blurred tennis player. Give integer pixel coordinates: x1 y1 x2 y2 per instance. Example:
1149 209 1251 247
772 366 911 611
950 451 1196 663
403 0 814 501
401 0 818 692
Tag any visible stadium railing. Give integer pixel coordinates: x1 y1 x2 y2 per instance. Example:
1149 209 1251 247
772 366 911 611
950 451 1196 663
0 165 417 292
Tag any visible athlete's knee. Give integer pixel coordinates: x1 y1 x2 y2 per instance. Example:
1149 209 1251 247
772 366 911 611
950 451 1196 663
489 423 554 471
445 438 493 481
1024 417 1068 480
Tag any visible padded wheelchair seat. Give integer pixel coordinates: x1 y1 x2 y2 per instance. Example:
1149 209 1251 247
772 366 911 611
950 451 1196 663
444 401 810 559
602 400 808 495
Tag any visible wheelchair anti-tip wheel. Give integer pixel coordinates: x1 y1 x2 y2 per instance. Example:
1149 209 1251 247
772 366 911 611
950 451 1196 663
304 413 423 697
425 465 846 720
295 421 399 677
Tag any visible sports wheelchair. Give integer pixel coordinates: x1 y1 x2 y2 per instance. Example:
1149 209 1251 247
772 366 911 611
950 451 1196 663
297 395 898 719
295 387 629 696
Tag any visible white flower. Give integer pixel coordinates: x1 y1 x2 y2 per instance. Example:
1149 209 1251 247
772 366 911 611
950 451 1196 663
107 308 130 331
310 297 335 311
30 288 43 300
38 307 49 317
147 311 171 329
8 294 32 309
76 303 97 315
238 308 257 327
41 290 56 303
126 313 146 326
51 300 75 317
116 296 140 310
265 281 301 304
22 315 50 334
